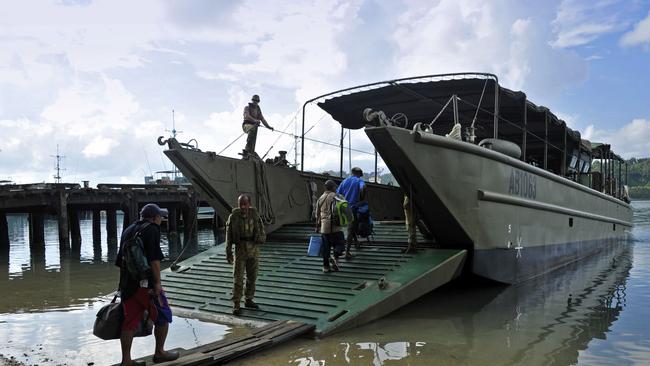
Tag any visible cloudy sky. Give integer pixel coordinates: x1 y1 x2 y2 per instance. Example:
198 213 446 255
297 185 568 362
1 0 650 184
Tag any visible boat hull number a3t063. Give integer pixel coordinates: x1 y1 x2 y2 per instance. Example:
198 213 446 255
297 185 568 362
508 168 536 199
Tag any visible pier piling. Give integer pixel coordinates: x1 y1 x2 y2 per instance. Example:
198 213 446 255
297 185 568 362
182 201 198 250
106 209 117 247
56 191 70 251
168 207 178 238
69 208 82 252
121 209 130 233
92 209 101 245
28 212 45 247
0 211 9 257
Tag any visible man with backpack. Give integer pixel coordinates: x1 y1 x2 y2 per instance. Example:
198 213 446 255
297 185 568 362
315 180 347 273
115 203 179 366
336 167 367 259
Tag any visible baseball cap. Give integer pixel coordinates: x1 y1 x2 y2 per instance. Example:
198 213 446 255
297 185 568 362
324 180 337 191
140 203 169 218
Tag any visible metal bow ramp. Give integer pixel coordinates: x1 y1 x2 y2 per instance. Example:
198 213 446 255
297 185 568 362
162 222 466 337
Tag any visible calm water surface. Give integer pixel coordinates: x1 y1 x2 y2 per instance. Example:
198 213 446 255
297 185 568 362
1 203 649 365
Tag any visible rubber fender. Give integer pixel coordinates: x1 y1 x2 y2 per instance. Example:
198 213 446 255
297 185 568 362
478 138 521 159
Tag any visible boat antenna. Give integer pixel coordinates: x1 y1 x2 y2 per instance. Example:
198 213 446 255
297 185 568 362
165 109 183 180
166 109 183 139
51 144 65 183
143 147 154 177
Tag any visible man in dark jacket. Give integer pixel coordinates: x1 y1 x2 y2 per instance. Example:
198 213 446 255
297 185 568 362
115 203 179 366
226 194 266 315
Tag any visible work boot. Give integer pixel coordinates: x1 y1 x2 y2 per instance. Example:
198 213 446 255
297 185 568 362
345 251 353 260
245 299 260 309
329 256 340 271
323 266 331 273
232 303 241 315
153 350 180 364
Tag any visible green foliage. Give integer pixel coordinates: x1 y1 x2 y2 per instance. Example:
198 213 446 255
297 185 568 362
625 158 650 187
629 186 650 199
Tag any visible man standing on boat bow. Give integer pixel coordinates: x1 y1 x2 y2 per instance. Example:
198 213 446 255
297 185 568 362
242 94 274 158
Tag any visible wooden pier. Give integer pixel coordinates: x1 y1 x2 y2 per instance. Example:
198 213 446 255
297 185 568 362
0 183 202 254
123 320 315 366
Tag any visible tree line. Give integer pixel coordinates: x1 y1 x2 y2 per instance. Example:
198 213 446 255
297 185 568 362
625 158 650 199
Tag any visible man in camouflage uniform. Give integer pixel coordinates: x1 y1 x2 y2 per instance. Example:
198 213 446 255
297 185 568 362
402 194 418 253
242 94 274 158
226 194 266 315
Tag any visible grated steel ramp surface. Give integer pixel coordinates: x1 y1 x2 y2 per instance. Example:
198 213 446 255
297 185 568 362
162 222 466 336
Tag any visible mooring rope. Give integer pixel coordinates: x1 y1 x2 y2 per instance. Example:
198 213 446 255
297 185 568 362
252 156 276 225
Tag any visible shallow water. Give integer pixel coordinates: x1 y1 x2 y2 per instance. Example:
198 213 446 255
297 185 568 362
1 203 649 365
0 214 229 365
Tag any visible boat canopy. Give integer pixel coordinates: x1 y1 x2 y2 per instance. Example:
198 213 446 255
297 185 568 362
317 73 587 174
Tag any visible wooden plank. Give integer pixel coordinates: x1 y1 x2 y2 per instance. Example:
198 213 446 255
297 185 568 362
209 338 272 363
192 334 255 354
267 323 316 344
250 320 288 336
256 320 305 339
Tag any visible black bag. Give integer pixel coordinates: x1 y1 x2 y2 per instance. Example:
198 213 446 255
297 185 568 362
93 293 123 340
356 210 373 238
93 293 154 340
122 222 152 281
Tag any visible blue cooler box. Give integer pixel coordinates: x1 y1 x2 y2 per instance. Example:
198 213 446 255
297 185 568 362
307 235 323 257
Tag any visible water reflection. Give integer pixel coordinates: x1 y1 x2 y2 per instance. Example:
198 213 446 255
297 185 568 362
0 213 219 312
235 241 638 366
1 205 649 365
0 213 228 365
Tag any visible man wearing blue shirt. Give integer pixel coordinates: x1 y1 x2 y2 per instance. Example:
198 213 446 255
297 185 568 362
336 167 366 259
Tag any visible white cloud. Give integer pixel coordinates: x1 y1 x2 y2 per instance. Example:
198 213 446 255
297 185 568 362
41 75 140 136
1 0 647 185
585 118 650 158
82 136 119 158
620 11 650 47
224 0 363 102
551 22 617 48
550 0 627 48
389 0 587 96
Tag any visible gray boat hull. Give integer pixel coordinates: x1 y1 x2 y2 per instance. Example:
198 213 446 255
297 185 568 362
161 138 405 233
366 126 632 284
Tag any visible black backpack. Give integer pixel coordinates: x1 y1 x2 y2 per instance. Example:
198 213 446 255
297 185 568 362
121 222 152 281
356 210 373 238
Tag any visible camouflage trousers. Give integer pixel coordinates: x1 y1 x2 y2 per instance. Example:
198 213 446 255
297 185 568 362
404 203 417 248
232 241 260 303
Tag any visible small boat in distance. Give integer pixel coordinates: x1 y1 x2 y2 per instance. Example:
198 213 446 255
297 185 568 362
315 72 633 284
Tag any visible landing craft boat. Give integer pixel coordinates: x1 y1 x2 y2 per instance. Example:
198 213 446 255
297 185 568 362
315 72 633 284
158 72 632 286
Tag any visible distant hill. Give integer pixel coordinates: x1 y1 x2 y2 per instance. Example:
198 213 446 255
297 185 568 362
627 158 650 199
